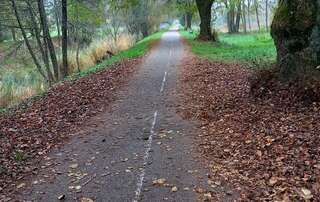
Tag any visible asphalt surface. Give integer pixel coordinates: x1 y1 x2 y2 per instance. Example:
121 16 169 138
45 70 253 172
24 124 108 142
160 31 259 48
16 31 211 202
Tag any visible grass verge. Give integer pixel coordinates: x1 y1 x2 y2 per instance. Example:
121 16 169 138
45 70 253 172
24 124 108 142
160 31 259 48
180 30 276 66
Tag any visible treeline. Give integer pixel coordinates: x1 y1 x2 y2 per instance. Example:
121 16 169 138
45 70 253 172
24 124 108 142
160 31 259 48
177 0 278 35
0 0 168 85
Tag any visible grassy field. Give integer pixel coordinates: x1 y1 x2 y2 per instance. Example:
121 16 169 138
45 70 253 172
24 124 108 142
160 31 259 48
0 31 165 111
180 30 276 65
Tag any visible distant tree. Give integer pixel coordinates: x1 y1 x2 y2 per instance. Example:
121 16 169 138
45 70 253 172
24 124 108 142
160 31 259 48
223 0 242 33
254 0 261 30
247 0 251 30
242 0 247 33
265 0 269 31
176 0 197 30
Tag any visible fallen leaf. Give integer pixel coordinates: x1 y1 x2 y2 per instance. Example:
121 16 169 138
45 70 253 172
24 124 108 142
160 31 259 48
152 178 166 186
69 164 79 169
16 183 26 189
81 197 94 202
204 192 212 199
301 188 313 199
269 177 278 186
171 186 178 192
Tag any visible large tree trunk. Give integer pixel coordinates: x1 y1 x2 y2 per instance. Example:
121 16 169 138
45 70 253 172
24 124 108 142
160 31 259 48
195 0 215 41
271 0 320 80
61 0 68 78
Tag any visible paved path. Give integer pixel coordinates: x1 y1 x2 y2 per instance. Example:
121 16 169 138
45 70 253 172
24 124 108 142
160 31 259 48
17 31 210 202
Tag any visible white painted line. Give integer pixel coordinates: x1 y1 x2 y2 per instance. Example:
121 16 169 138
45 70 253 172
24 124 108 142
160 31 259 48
133 111 158 202
169 49 172 57
160 71 168 93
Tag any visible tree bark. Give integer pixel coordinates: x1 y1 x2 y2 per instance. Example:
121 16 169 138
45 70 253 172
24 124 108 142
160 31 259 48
247 0 251 31
53 0 61 41
242 0 247 33
38 0 60 80
140 21 149 38
195 0 215 41
265 0 269 31
271 0 320 80
186 12 192 30
10 28 16 41
235 2 241 32
254 0 260 31
61 0 68 78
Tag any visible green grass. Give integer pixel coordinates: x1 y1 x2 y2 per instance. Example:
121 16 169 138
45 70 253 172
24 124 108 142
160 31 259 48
0 30 165 113
180 30 276 65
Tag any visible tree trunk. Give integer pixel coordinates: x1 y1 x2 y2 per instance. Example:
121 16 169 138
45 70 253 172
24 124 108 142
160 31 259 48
227 4 236 33
53 0 61 41
10 0 47 81
184 14 188 30
140 21 149 38
76 42 81 73
254 0 261 31
242 0 247 33
247 0 251 31
235 2 241 32
38 0 60 80
27 1 54 84
271 0 320 80
186 12 192 30
265 0 269 31
11 28 16 41
61 0 68 78
195 0 215 41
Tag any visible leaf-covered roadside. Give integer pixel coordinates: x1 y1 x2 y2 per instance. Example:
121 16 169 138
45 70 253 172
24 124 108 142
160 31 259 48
177 55 320 201
0 58 141 194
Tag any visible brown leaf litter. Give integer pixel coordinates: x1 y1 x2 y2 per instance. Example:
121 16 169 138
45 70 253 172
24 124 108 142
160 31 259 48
177 55 320 201
0 58 141 196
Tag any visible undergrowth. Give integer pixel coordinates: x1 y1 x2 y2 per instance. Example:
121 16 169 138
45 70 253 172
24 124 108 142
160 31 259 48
0 30 165 111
